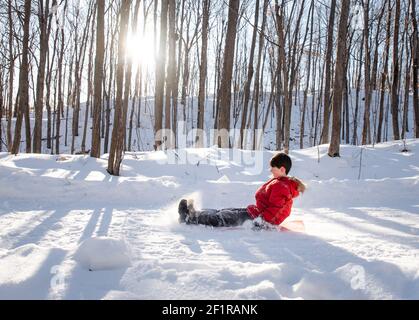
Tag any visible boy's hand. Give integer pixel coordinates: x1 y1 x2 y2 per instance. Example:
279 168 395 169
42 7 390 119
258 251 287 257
251 216 275 231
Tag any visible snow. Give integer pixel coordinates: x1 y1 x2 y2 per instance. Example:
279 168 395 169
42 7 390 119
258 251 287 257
74 237 132 271
0 140 418 299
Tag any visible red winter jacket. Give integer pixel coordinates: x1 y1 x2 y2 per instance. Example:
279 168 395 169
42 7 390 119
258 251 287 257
247 176 301 225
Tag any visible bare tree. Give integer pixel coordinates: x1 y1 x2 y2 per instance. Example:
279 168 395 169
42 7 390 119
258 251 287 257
361 0 372 145
11 0 32 155
55 0 68 155
217 0 240 148
390 0 401 141
107 0 131 176
377 0 392 143
328 0 350 157
165 0 177 147
33 0 53 153
154 0 168 150
91 0 105 158
6 0 14 150
252 0 268 150
300 0 315 149
196 0 211 147
320 0 336 144
240 0 260 149
411 0 419 138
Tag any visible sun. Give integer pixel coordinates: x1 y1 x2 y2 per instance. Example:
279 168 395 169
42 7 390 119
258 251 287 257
126 31 156 69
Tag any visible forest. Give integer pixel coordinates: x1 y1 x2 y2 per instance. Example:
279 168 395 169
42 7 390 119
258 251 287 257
0 0 418 175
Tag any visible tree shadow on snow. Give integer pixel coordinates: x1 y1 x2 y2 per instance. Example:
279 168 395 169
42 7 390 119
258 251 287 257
173 223 419 299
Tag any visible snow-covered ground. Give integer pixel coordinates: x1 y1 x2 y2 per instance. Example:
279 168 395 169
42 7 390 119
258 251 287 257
0 139 418 299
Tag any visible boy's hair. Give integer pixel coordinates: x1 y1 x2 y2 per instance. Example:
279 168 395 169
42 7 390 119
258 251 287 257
270 153 292 175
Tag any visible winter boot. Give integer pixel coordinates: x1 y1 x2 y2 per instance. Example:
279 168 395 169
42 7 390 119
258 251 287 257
178 199 189 223
186 199 201 224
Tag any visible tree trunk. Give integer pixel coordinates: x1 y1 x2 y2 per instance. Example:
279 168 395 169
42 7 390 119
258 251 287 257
391 0 401 141
377 0 392 143
197 0 210 147
56 0 67 154
33 0 53 153
402 48 411 139
165 0 176 148
82 10 96 153
371 2 386 92
107 0 130 176
321 0 336 144
217 0 240 148
252 0 268 150
275 1 291 153
240 0 260 149
328 0 350 157
300 0 315 149
411 0 419 138
353 33 364 145
154 0 168 150
11 0 32 155
7 0 14 150
45 22 58 151
361 0 372 145
91 0 105 158
71 3 93 154
104 26 117 154
0 70 3 152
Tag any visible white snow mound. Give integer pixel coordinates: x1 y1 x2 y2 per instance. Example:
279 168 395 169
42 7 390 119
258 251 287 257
74 237 132 271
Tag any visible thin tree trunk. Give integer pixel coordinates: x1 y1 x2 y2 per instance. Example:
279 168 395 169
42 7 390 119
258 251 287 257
361 0 372 145
196 0 210 147
91 0 105 158
300 0 314 149
371 2 386 92
411 0 419 138
104 26 117 154
252 0 268 150
82 12 96 153
7 0 14 150
321 0 337 144
165 0 176 148
56 0 67 154
154 0 168 150
377 0 392 143
402 48 411 139
240 0 260 149
46 26 58 150
353 34 364 145
391 0 401 141
275 1 291 153
33 0 51 153
0 70 3 151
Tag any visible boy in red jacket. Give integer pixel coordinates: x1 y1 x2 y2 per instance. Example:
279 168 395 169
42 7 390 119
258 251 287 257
178 153 305 229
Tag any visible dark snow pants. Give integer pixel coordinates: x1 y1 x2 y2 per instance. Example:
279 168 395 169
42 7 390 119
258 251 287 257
187 208 252 227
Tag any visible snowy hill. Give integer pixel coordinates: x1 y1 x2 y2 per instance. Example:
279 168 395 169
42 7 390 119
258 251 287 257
0 140 418 299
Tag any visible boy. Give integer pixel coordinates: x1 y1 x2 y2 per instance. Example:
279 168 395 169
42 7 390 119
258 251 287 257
178 153 305 229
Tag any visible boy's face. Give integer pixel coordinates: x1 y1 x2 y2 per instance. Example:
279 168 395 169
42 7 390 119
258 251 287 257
270 166 287 178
